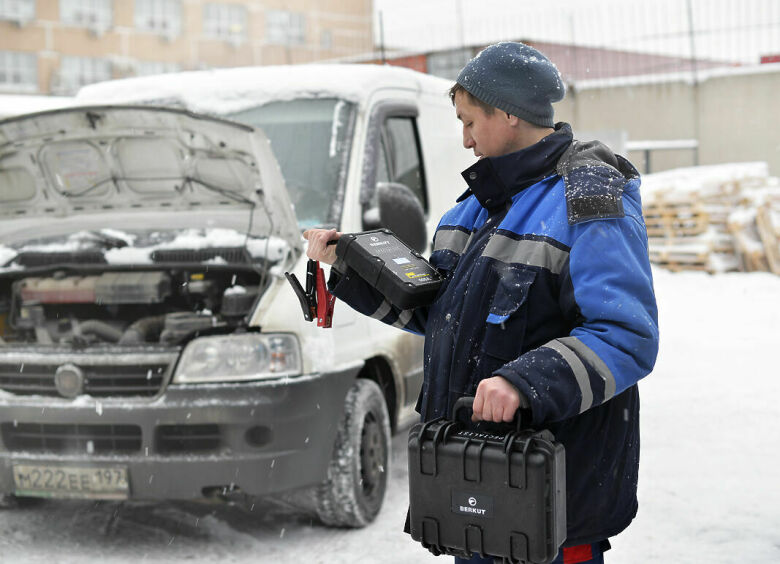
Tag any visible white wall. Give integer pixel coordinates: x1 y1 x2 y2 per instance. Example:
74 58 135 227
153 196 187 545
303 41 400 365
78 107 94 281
555 65 780 176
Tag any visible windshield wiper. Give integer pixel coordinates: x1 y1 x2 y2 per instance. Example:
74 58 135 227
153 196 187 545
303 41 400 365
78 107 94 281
83 230 129 249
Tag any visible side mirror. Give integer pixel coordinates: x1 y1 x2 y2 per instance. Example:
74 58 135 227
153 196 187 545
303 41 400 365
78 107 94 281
362 182 427 253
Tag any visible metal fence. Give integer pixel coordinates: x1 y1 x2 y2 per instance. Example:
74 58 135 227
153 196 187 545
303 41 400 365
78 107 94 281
373 0 780 81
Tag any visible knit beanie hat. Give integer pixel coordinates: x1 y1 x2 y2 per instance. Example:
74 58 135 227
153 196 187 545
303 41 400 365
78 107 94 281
456 42 565 128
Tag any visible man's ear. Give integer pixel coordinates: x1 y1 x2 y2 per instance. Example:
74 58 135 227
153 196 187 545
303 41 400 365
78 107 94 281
505 112 521 127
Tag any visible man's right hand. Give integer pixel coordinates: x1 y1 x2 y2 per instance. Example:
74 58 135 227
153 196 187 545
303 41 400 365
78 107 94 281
472 376 527 423
302 228 340 265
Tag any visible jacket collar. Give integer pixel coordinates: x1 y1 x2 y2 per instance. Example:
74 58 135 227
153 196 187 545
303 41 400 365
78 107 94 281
457 122 574 211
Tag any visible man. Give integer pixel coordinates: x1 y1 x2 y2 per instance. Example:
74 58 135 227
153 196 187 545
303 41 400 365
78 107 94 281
305 42 658 564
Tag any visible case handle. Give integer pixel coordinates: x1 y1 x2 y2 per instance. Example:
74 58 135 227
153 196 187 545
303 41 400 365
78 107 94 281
452 396 524 433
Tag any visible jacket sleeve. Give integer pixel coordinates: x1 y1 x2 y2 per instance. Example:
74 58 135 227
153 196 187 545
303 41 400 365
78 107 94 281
494 214 659 426
328 265 429 336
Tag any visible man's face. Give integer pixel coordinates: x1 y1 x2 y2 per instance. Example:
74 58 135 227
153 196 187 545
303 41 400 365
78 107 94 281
454 90 517 159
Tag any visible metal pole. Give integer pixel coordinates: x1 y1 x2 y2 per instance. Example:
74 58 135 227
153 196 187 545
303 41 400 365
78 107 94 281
379 10 386 64
686 0 701 166
569 12 579 81
568 11 580 127
686 0 699 82
456 0 465 49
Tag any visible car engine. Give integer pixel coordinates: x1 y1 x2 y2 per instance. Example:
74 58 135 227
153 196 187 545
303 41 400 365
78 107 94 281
0 268 262 348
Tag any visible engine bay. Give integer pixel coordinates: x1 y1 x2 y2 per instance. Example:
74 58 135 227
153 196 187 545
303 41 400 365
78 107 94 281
0 266 263 348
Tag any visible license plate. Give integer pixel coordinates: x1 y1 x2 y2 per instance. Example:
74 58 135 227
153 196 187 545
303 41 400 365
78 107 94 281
13 464 129 500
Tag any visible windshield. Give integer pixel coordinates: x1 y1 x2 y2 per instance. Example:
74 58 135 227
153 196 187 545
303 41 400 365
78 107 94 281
224 98 355 229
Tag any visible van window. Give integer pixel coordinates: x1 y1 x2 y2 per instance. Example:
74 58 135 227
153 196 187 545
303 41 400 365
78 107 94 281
225 98 355 229
383 117 428 213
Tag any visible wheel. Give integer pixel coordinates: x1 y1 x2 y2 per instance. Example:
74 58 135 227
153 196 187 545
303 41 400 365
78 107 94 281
315 378 391 528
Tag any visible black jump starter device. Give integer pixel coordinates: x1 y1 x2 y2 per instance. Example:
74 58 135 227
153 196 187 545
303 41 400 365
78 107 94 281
334 229 442 310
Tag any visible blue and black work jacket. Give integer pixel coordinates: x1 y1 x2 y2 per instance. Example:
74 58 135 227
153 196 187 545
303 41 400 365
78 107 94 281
329 123 659 546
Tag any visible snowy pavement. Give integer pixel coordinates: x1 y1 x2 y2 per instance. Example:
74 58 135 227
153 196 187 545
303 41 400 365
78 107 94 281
1 267 779 563
609 268 780 563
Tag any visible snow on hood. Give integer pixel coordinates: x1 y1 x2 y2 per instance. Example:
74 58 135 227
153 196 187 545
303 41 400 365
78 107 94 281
74 64 447 115
0 247 15 266
0 105 301 266
0 228 290 272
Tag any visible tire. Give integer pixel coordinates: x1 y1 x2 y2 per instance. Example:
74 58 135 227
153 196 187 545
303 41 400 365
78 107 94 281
315 378 391 528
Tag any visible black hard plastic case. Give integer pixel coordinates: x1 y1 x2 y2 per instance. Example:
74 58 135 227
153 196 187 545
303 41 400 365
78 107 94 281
407 399 566 563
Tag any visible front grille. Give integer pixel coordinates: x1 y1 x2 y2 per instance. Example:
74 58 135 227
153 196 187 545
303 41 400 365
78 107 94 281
85 364 168 397
156 424 221 454
0 363 169 397
1 422 142 453
0 349 178 398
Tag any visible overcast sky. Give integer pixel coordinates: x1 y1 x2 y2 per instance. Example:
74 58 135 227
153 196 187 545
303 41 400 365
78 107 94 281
373 0 780 64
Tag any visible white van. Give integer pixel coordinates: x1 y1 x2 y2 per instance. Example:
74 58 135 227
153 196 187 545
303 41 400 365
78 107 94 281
0 65 473 526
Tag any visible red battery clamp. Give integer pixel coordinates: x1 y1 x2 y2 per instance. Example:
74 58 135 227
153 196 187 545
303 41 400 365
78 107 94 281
285 259 336 328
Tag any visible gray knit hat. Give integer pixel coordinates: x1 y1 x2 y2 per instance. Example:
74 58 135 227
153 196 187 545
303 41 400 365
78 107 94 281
456 42 565 128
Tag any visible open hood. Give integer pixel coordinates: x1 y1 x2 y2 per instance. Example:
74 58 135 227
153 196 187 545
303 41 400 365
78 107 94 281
0 105 301 269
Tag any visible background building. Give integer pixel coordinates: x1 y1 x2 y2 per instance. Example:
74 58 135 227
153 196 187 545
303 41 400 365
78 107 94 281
0 0 373 95
1 0 778 176
365 38 779 176
369 40 736 82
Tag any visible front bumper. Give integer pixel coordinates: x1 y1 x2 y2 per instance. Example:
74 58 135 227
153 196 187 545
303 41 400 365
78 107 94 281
0 365 359 500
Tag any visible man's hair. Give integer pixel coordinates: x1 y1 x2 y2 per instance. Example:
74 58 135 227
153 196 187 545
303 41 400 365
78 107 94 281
448 83 495 115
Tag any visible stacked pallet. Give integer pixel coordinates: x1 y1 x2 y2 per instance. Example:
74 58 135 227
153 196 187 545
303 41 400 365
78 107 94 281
728 191 780 274
641 162 780 274
756 201 780 273
728 207 769 272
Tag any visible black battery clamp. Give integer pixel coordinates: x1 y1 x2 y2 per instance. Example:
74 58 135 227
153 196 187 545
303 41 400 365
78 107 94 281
334 229 442 310
285 259 336 328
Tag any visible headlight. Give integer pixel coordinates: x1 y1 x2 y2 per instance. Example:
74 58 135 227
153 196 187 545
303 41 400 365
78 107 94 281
173 333 301 383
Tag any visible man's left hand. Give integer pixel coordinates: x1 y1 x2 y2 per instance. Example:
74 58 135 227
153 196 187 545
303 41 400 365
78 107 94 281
472 376 525 423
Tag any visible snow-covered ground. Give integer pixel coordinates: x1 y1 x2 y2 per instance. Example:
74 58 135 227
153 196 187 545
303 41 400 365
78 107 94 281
1 267 779 563
609 268 780 563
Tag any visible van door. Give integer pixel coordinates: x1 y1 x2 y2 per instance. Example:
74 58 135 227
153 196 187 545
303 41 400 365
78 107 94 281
359 102 428 412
